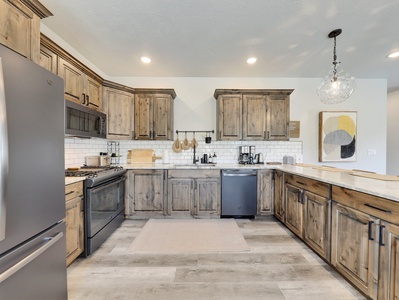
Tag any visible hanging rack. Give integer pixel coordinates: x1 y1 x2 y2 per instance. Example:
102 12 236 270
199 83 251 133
175 130 214 134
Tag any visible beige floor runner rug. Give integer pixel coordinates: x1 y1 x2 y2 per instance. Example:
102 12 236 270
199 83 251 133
129 219 250 253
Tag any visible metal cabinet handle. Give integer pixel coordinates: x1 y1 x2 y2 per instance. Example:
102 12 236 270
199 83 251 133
0 232 63 284
86 94 90 106
153 131 156 139
379 225 386 246
368 221 374 241
65 190 75 196
81 93 86 104
296 181 307 186
297 190 301 203
364 203 392 214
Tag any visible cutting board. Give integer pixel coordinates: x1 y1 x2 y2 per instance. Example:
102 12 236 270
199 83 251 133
129 149 155 163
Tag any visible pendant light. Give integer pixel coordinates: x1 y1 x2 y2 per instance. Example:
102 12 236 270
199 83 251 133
317 29 356 104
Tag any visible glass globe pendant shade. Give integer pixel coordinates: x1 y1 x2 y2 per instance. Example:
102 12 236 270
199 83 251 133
317 62 356 104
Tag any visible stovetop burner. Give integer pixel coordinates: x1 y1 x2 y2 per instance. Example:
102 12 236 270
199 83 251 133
65 165 124 179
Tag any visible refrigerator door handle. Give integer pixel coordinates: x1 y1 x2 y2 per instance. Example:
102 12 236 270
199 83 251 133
0 57 9 241
0 232 63 284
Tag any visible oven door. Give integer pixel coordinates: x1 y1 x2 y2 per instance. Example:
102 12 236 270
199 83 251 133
85 176 125 239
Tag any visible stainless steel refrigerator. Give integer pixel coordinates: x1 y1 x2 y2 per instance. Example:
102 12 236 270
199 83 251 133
0 45 67 299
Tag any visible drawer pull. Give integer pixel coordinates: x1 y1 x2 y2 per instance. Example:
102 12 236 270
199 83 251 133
296 181 307 186
368 221 374 241
364 203 392 214
379 225 386 246
65 190 75 196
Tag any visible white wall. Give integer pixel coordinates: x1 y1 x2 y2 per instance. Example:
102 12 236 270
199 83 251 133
42 25 388 173
387 90 399 175
112 76 387 173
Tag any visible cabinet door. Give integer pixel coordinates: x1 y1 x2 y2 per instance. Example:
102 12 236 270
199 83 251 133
195 178 220 216
267 94 290 140
257 170 273 214
39 43 57 73
243 95 267 140
58 57 85 105
128 171 165 214
274 171 285 222
134 94 153 140
216 95 242 140
65 196 83 266
104 87 134 139
303 191 330 260
167 179 194 215
86 76 102 111
331 202 378 298
0 0 40 62
285 183 303 238
153 94 173 140
378 221 399 300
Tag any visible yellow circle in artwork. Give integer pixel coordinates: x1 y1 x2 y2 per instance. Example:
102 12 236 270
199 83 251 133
338 115 356 137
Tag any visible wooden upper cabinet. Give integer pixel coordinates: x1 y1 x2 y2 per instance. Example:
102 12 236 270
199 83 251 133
0 0 52 63
103 86 134 140
58 57 85 104
214 89 293 141
243 94 267 140
39 43 57 73
58 57 102 111
267 94 290 140
215 94 242 140
134 89 176 140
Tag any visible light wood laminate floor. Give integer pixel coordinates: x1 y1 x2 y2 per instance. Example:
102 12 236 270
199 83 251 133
67 217 366 300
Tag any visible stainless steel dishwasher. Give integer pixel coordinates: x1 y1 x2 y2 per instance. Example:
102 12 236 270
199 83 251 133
221 169 257 218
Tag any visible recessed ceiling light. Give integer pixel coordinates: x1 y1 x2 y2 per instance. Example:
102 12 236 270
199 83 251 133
140 56 152 63
246 57 257 64
388 51 399 58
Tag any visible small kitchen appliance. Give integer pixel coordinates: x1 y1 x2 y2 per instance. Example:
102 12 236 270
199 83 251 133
238 146 256 164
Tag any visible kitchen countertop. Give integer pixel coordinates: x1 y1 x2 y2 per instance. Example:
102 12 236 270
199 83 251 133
122 163 399 202
65 177 86 185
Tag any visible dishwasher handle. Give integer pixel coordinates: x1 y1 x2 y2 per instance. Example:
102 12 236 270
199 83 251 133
222 170 257 177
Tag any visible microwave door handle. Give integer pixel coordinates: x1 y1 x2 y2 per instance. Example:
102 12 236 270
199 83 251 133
0 58 9 241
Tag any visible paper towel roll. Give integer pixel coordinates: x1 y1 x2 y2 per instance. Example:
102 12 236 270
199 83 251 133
163 149 169 164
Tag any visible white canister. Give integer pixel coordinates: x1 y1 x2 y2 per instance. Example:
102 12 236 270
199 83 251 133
163 149 170 164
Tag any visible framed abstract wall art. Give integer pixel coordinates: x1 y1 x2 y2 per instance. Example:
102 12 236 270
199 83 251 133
319 111 357 162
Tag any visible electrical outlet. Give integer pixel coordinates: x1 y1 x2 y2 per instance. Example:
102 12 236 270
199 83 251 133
367 149 377 155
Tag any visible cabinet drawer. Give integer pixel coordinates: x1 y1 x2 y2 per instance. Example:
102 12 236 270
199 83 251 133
65 181 83 201
285 173 330 198
332 185 399 225
168 170 220 179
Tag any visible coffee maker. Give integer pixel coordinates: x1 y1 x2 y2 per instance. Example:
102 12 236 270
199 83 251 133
238 145 255 164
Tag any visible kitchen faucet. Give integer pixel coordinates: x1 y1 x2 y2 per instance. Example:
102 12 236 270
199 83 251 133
193 144 199 164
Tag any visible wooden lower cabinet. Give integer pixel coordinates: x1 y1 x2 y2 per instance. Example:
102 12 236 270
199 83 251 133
303 191 330 261
331 202 379 299
65 181 84 266
284 183 303 238
273 171 285 222
378 221 399 300
257 169 273 215
126 170 166 218
167 170 220 217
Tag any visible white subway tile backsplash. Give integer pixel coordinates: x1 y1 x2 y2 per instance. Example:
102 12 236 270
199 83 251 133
64 138 303 168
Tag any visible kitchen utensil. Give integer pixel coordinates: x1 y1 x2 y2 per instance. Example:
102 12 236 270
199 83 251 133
205 132 211 144
191 132 198 148
129 149 155 163
172 133 182 153
182 132 191 150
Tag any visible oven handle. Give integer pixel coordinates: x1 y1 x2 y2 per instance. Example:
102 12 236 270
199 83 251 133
90 176 125 194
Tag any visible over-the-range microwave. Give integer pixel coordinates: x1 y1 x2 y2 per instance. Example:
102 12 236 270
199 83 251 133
65 99 106 138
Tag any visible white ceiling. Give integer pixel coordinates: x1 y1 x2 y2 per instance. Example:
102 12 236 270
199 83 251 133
40 0 399 92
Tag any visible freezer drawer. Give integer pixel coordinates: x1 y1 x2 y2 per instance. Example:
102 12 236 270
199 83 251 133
0 222 68 300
